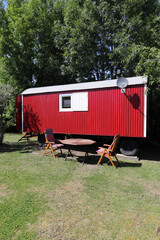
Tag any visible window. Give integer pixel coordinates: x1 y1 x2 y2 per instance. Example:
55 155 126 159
59 92 88 112
59 94 72 111
62 96 71 109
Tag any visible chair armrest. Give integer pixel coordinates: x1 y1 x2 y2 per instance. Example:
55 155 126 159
103 144 110 147
47 141 55 144
98 147 106 149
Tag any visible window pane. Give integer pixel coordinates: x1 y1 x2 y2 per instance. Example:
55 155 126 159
62 96 71 108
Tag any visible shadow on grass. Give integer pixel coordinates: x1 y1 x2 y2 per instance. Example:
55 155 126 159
64 142 160 163
62 145 142 168
76 156 142 168
0 140 42 154
117 161 142 168
1 139 158 167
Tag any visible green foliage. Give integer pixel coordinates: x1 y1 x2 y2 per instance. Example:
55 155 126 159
55 0 160 81
0 0 67 89
55 0 99 81
0 83 13 112
0 83 14 143
0 0 160 85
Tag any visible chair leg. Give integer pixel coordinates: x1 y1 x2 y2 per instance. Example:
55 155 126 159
97 152 105 166
107 155 116 169
50 143 56 159
115 155 119 164
43 144 50 156
43 143 56 159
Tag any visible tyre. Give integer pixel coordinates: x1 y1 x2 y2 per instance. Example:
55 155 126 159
120 139 138 156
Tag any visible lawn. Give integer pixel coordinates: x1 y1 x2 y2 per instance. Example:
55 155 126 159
0 134 160 240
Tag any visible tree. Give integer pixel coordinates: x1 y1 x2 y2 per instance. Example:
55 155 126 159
113 0 160 139
0 84 13 144
1 0 159 85
112 0 160 80
55 0 115 81
55 0 160 82
0 0 68 90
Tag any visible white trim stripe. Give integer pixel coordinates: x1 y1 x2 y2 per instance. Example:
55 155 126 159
21 76 148 95
144 84 147 137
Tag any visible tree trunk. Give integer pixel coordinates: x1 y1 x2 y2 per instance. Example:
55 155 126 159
0 111 4 145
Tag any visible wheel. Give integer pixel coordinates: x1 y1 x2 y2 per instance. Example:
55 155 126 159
120 139 138 156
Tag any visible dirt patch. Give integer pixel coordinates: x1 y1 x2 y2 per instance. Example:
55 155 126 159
63 180 84 192
0 184 8 198
48 179 85 206
32 180 89 239
32 151 41 156
84 164 98 170
70 163 100 180
115 179 131 187
144 182 160 197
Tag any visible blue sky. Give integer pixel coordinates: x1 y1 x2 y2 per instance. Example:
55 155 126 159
2 0 160 9
3 1 7 8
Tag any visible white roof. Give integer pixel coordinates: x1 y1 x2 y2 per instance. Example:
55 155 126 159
21 76 147 95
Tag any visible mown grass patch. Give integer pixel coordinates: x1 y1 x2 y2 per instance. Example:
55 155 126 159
0 133 160 239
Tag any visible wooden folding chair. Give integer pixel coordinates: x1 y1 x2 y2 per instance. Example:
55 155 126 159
96 134 120 168
43 128 63 158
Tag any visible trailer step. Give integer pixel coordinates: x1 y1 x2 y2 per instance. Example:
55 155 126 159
117 154 140 161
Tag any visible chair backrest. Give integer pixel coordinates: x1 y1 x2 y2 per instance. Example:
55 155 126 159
45 128 54 142
109 134 120 154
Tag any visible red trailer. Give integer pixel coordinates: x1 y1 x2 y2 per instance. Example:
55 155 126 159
16 76 148 155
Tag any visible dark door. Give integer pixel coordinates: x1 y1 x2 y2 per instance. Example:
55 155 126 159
16 95 22 130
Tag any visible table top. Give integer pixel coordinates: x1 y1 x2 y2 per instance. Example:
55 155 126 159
59 138 96 146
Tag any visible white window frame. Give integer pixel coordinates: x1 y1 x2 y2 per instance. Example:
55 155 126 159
59 94 72 112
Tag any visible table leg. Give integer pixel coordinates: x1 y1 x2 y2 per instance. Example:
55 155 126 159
65 148 73 161
82 151 90 164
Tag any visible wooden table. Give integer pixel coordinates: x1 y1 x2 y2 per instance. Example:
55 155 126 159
59 138 96 163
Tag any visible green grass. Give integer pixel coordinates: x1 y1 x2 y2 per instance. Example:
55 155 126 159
0 133 160 239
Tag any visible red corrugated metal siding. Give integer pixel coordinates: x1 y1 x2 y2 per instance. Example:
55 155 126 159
23 85 145 137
